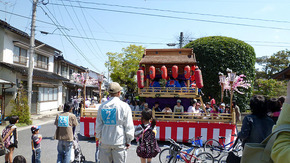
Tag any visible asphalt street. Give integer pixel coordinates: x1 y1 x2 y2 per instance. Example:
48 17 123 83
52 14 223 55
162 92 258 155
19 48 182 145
0 117 165 163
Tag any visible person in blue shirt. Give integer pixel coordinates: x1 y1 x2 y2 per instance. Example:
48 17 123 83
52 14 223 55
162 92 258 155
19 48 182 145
149 79 160 92
149 79 161 87
166 78 181 87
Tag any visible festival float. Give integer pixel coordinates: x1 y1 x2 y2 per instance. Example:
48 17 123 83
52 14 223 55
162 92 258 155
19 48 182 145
80 48 251 145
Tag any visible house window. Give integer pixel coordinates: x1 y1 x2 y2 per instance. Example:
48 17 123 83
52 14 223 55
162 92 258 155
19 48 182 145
38 87 58 102
34 54 48 70
61 63 68 78
69 68 74 79
13 46 27 64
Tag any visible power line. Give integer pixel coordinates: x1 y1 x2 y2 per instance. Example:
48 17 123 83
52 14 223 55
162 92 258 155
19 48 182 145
0 9 68 28
48 33 290 48
1 6 289 49
49 3 290 31
74 0 107 61
46 33 167 45
59 0 106 63
60 0 290 24
39 5 100 72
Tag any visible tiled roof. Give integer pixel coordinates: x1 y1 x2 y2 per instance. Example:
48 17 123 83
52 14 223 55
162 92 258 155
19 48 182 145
140 48 196 65
54 55 86 71
272 66 290 79
0 62 69 81
0 19 61 52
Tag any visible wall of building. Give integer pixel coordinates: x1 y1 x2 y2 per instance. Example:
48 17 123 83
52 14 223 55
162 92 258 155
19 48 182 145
38 101 58 112
3 32 15 64
48 55 54 72
0 29 4 62
0 67 17 116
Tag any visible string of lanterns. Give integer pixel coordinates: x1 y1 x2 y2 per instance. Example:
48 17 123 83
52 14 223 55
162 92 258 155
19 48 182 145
137 65 203 89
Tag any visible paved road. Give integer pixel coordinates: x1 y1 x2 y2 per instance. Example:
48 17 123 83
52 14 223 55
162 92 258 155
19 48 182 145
0 116 235 163
0 117 166 163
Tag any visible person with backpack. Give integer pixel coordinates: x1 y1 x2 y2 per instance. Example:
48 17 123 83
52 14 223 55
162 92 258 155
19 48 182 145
54 102 78 163
135 109 160 163
238 95 274 148
2 115 19 163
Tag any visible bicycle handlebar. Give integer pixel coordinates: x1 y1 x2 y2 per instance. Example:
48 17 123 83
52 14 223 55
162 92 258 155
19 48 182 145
185 136 203 142
168 138 182 150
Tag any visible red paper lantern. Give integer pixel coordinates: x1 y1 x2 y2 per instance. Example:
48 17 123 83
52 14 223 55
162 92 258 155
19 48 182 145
149 66 155 79
172 65 178 79
184 65 191 79
137 70 144 88
194 67 204 88
190 75 195 82
191 65 196 72
161 66 167 79
140 66 146 81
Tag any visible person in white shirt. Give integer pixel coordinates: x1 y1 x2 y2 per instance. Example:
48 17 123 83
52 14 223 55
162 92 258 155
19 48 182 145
95 82 134 163
187 99 197 113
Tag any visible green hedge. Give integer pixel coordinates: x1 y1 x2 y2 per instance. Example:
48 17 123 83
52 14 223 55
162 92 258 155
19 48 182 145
184 36 256 112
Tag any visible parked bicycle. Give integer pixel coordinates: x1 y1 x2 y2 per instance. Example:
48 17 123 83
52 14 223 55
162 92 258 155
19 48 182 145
203 134 242 159
159 136 203 163
159 138 214 163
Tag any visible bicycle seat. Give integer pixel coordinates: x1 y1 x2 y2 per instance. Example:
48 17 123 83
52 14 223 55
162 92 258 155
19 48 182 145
218 136 226 139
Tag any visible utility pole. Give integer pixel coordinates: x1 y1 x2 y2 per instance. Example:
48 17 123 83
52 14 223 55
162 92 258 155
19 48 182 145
28 0 38 113
107 62 110 83
179 32 183 48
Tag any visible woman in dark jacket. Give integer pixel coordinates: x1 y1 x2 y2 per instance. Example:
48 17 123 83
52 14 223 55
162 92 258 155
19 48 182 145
238 95 274 147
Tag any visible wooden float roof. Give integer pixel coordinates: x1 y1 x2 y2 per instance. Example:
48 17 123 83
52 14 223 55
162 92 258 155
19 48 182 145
139 48 196 65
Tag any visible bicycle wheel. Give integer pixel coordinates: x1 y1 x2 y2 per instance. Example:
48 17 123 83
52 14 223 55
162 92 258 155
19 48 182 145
218 154 227 163
193 152 214 163
159 148 171 163
233 143 243 157
168 155 178 163
203 139 222 158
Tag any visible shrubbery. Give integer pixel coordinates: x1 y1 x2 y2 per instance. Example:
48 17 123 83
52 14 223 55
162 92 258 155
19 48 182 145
10 85 32 125
184 36 256 112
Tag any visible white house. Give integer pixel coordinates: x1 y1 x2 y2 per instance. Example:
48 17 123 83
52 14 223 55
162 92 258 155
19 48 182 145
0 19 67 115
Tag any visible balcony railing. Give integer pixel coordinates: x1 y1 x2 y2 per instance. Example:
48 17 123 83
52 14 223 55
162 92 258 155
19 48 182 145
80 108 236 124
138 86 199 98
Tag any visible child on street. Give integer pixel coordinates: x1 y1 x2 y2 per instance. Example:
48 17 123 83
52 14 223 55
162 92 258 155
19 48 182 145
31 126 42 163
2 115 19 163
135 109 160 163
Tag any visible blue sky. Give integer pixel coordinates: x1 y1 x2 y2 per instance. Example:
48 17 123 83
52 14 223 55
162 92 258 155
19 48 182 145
1 0 290 76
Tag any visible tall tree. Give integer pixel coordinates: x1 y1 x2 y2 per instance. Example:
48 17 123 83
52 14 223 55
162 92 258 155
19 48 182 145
256 50 290 79
106 45 145 94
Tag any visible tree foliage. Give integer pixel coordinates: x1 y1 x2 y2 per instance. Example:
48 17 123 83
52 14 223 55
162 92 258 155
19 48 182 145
253 79 287 98
10 85 32 125
184 36 256 112
256 50 290 79
106 45 145 93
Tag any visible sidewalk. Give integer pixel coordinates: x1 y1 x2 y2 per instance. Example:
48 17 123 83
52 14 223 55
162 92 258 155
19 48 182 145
0 109 62 132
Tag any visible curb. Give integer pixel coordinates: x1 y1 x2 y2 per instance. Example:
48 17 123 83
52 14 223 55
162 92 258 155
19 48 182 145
31 112 60 120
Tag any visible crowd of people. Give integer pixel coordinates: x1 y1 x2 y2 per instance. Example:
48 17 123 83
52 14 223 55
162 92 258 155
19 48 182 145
126 95 241 121
1 81 289 163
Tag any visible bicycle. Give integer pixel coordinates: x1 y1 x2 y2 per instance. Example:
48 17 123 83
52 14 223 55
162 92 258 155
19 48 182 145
160 138 214 163
159 136 203 163
203 134 242 159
